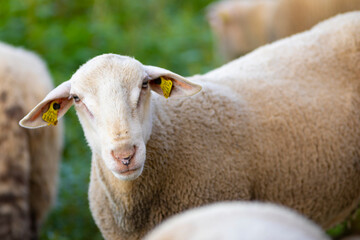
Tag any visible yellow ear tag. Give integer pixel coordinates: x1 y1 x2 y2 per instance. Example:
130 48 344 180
160 77 173 99
42 101 60 126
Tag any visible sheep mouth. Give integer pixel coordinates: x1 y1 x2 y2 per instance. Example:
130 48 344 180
119 167 141 175
111 165 144 180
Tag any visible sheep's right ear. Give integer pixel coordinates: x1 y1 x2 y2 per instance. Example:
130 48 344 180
19 81 73 129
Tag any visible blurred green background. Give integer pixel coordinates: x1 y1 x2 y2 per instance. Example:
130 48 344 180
0 0 356 239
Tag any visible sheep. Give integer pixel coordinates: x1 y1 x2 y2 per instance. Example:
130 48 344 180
19 11 360 240
207 0 278 61
341 237 360 240
144 202 331 240
0 42 63 239
207 0 360 60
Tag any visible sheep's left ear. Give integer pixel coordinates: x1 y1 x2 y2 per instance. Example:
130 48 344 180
145 65 202 98
19 81 73 129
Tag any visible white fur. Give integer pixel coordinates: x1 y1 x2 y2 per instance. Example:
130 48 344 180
144 202 330 240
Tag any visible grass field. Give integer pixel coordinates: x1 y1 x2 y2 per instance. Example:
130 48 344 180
0 0 355 239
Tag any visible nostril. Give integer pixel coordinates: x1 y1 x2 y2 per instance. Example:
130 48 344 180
122 159 131 166
111 146 136 166
120 154 133 166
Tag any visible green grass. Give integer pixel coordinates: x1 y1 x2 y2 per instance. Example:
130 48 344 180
1 0 358 239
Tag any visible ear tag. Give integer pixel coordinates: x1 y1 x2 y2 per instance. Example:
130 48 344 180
42 101 60 126
160 77 173 98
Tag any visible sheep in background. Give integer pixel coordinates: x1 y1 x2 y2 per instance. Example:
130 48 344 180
20 12 360 240
207 0 277 61
144 202 330 240
207 0 360 60
0 42 63 239
341 236 360 240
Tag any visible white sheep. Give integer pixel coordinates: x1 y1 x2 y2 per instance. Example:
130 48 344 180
20 12 360 240
0 42 63 239
144 202 331 240
207 0 360 60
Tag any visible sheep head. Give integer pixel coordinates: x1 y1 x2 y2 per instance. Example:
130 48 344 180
19 54 201 181
207 0 276 58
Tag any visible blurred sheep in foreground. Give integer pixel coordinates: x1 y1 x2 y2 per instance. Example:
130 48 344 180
207 0 360 61
145 202 330 240
0 42 63 239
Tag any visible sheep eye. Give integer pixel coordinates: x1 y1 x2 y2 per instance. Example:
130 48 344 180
73 95 80 102
142 81 149 89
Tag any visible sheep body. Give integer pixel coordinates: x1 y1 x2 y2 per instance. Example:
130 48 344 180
90 12 360 239
207 0 360 60
144 202 330 240
20 12 360 240
0 42 62 239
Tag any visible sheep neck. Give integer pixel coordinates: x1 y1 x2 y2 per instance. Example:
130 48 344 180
93 153 134 208
92 152 159 234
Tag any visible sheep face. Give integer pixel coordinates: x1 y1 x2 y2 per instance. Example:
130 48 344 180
70 55 152 180
19 54 201 181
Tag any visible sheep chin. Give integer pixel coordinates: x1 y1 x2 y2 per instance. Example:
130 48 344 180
111 167 144 181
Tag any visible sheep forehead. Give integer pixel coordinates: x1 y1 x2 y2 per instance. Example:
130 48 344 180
70 54 145 97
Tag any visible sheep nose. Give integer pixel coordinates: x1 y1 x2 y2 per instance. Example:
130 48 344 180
111 147 136 166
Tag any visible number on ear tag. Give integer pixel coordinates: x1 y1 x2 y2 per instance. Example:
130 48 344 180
160 77 173 98
42 101 60 126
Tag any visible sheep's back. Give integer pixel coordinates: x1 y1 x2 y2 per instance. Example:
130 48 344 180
149 12 360 229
